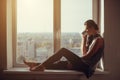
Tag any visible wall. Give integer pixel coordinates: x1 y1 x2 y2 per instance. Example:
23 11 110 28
0 0 7 70
104 0 120 80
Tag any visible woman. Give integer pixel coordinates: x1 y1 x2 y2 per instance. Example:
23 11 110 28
24 19 104 78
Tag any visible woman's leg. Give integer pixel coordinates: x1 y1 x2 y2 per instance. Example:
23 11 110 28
23 60 41 70
31 48 86 71
42 48 83 68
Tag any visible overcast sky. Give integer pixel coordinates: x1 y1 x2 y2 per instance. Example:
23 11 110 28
17 0 92 33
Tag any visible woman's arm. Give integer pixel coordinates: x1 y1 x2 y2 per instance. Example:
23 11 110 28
82 37 104 59
81 35 87 55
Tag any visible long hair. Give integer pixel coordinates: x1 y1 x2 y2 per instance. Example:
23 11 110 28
84 20 99 30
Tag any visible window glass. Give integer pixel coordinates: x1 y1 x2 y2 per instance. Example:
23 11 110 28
61 0 92 58
16 0 93 64
100 0 104 35
16 0 53 63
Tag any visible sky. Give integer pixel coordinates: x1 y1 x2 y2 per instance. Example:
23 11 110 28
17 0 92 33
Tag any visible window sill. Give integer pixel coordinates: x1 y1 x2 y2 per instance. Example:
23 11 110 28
3 68 108 80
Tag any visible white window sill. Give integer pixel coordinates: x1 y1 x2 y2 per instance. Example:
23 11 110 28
3 68 108 80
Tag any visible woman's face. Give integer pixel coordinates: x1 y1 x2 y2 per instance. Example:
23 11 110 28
84 25 95 35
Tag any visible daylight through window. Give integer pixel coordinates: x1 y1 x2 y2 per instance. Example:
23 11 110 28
15 0 93 65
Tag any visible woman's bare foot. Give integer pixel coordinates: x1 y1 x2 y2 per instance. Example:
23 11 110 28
23 60 41 69
30 64 45 71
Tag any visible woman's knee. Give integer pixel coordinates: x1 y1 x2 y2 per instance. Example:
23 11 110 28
60 48 67 51
60 48 69 53
60 48 71 55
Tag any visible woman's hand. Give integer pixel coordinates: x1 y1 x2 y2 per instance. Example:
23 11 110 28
82 31 87 40
81 32 88 55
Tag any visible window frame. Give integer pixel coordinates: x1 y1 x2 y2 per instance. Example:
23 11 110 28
11 0 101 67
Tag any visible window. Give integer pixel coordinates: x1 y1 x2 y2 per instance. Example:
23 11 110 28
61 0 92 58
99 0 104 70
12 0 98 66
15 0 53 64
100 0 104 35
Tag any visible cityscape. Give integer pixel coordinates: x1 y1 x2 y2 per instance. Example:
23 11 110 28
16 32 83 64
